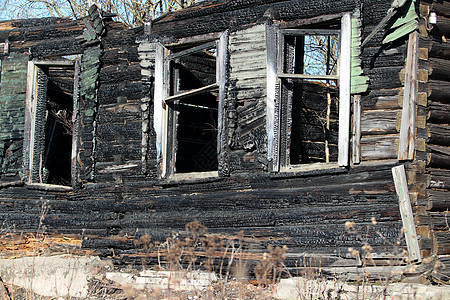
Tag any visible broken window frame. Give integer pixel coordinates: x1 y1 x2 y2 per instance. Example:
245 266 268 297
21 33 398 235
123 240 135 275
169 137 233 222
154 31 228 179
23 59 80 189
268 13 352 172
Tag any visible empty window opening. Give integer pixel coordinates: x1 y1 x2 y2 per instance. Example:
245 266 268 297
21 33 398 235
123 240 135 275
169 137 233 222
280 31 340 165
166 44 219 174
27 61 77 186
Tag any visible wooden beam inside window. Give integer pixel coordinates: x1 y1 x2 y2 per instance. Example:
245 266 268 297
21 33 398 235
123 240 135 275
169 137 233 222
277 73 339 80
281 29 340 36
163 83 219 103
166 40 216 61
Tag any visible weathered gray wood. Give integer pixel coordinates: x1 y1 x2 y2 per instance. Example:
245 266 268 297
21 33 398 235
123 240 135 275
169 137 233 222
217 30 229 176
361 135 398 160
71 60 81 188
398 32 418 161
266 24 277 166
352 95 361 164
361 109 399 135
23 61 37 183
153 43 168 177
338 13 351 167
392 165 421 262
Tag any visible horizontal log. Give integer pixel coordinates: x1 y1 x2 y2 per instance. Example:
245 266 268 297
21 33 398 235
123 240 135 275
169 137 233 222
434 232 450 255
434 15 450 35
428 124 450 146
428 174 450 190
432 1 450 18
428 190 450 211
361 135 398 160
361 88 401 109
428 101 450 124
430 212 450 231
429 80 450 102
429 39 450 59
361 110 399 135
429 58 450 80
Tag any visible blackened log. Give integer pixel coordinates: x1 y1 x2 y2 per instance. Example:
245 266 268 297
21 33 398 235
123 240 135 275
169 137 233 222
434 15 450 35
428 80 450 102
429 39 450 59
428 124 450 146
427 152 450 169
428 101 450 124
435 232 450 255
428 190 450 211
429 58 450 80
431 1 450 18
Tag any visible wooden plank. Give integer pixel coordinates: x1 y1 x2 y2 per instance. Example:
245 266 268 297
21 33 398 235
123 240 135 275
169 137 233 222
280 29 340 36
33 60 75 66
392 165 421 262
166 40 216 60
71 60 81 188
217 30 228 176
163 83 218 103
398 32 418 161
153 43 166 177
277 73 339 80
266 24 277 165
352 95 361 164
338 13 351 167
23 61 36 183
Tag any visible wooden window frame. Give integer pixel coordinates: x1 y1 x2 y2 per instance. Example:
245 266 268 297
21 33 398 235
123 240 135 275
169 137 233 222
154 31 228 179
23 59 80 189
268 14 351 172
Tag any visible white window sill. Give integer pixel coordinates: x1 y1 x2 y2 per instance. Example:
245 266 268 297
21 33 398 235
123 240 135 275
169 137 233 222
168 171 219 182
273 162 346 178
26 183 72 192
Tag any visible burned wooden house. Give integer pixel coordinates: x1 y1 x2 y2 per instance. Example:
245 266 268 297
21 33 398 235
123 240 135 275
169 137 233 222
0 0 449 279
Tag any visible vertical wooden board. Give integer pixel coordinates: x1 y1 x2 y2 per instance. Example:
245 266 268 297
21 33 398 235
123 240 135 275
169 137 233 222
266 24 277 166
398 32 418 160
338 13 351 167
217 30 229 176
392 165 422 262
352 95 361 164
72 60 81 188
23 61 37 182
153 43 166 177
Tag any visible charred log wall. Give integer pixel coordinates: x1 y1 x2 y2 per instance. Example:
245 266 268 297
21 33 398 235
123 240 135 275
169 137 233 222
94 21 145 182
0 162 402 267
